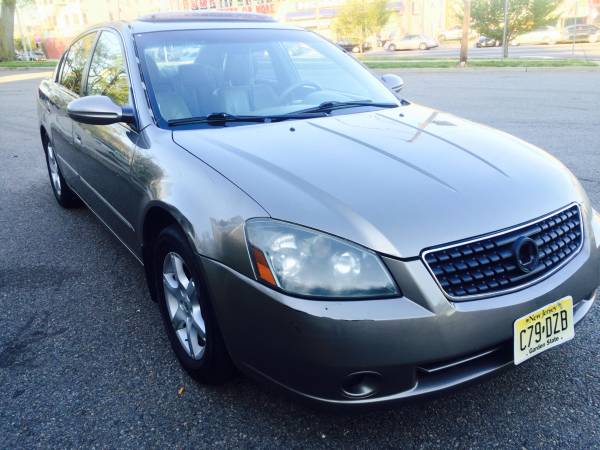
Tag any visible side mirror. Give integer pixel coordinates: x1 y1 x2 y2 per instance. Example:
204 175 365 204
67 95 135 125
381 73 404 93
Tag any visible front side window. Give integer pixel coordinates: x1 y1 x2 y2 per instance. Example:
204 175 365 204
135 28 398 125
86 31 130 105
60 32 97 94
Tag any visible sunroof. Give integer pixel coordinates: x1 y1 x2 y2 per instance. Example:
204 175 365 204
138 11 276 23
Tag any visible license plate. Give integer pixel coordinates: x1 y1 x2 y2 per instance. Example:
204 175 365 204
513 296 574 365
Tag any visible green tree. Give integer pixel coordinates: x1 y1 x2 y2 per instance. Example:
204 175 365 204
470 0 559 44
0 0 16 61
333 0 391 53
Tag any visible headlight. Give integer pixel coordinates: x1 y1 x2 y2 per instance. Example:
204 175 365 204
592 209 600 248
245 219 399 298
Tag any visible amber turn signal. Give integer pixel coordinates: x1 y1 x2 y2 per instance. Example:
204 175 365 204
251 246 277 286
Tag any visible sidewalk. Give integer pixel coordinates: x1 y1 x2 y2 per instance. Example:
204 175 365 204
0 70 53 84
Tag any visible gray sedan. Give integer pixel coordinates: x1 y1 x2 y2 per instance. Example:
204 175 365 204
37 11 600 409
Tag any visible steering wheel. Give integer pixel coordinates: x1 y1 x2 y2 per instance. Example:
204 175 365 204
278 81 321 103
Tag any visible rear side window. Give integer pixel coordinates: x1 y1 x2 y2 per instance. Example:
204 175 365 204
86 31 130 105
60 33 97 94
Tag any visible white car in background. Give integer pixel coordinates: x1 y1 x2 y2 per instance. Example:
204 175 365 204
511 26 561 45
384 34 439 51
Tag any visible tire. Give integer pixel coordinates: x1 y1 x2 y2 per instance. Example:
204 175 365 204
154 225 235 384
589 34 598 43
44 137 81 208
388 43 396 51
419 43 428 50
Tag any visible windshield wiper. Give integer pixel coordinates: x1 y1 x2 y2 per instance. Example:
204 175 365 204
290 100 399 116
168 112 326 127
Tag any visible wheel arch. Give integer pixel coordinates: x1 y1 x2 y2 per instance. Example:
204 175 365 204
40 125 49 150
141 202 193 301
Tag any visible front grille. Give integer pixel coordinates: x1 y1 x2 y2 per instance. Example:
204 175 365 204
423 204 583 300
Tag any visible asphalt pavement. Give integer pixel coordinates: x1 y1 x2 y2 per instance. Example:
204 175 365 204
1 68 599 449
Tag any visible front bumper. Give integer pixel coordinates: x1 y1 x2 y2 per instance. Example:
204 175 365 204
201 220 600 409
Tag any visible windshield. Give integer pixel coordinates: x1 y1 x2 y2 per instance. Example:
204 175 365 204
135 28 398 126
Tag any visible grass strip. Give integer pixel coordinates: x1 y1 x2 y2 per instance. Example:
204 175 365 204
0 60 58 68
363 58 597 69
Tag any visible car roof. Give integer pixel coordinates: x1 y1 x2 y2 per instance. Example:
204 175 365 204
121 11 301 34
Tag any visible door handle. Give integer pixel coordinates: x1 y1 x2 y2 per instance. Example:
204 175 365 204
75 134 82 144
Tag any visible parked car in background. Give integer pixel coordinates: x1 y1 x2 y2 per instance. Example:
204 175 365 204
511 26 561 45
476 35 501 47
438 25 477 41
384 34 438 51
33 50 47 61
16 50 47 61
561 24 599 43
336 39 371 53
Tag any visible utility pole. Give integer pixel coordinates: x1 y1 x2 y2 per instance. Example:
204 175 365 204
502 0 509 58
315 0 320 34
571 0 577 56
459 0 470 65
421 0 425 35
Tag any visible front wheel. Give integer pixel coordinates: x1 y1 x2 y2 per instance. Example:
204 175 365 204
419 43 428 50
44 139 81 208
589 34 598 43
387 43 396 51
154 225 235 384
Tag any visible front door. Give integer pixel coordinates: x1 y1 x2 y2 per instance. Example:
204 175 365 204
72 30 140 253
50 32 97 187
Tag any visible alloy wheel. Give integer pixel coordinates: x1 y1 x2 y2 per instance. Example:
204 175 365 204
47 143 61 196
162 252 207 360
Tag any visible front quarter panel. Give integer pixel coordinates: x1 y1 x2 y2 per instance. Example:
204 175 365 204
131 126 268 278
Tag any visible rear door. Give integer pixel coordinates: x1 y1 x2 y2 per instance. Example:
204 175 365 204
51 32 97 185
73 29 139 251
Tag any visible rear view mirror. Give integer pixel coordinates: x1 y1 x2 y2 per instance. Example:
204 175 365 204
67 95 134 125
381 74 404 93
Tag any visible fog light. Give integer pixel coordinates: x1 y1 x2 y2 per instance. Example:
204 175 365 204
341 371 382 398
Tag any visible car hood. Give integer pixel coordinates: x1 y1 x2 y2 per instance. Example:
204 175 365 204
173 104 586 258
